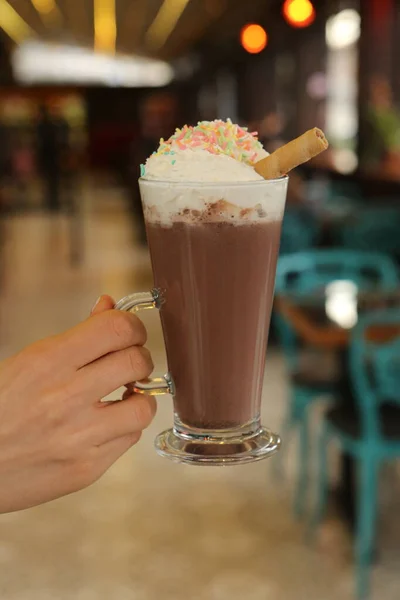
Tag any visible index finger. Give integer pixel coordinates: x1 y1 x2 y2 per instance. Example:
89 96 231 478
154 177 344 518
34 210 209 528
52 309 147 369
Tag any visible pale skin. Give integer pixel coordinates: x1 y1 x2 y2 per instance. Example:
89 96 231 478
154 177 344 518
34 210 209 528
0 295 156 513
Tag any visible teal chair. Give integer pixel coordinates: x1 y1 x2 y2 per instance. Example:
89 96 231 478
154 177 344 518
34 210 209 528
329 180 362 203
326 180 362 218
276 250 398 295
335 206 400 257
274 250 399 517
279 207 318 255
310 308 400 599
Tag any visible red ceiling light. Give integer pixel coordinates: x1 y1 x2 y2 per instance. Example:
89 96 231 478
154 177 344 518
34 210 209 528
240 24 268 54
283 0 316 28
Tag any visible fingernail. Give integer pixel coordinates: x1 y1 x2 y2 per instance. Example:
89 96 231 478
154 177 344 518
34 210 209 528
91 296 102 314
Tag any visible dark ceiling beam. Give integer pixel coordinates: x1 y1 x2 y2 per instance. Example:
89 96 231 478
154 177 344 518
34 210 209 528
117 0 149 55
0 32 14 82
58 0 92 46
157 0 229 59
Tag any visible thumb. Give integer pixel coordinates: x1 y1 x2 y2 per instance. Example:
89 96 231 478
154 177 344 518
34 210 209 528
90 294 116 316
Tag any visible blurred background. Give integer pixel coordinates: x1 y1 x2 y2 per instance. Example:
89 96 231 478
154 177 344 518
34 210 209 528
1 1 400 599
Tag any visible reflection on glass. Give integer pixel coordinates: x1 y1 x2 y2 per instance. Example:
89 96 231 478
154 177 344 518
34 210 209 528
325 280 358 329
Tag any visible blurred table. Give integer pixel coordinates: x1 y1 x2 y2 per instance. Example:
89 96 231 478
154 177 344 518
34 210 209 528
275 285 400 530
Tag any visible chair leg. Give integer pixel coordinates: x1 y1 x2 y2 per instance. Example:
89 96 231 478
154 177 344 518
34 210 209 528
308 420 329 539
294 406 310 518
355 458 379 600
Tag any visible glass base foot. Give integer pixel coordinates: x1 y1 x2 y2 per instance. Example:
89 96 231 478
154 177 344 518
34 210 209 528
154 426 280 466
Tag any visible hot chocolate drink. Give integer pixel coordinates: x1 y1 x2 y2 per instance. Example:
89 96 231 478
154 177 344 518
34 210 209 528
146 217 282 429
140 179 287 433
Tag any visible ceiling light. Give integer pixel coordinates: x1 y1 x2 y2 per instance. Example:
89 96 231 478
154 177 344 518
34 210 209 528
31 0 62 26
240 24 268 54
146 0 191 50
326 9 360 50
94 0 116 53
12 41 174 87
31 0 57 16
283 0 315 29
0 0 34 43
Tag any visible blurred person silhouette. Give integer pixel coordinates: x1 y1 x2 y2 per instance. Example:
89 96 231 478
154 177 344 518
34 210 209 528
11 132 35 208
0 119 10 182
127 92 178 245
36 103 70 212
0 295 157 513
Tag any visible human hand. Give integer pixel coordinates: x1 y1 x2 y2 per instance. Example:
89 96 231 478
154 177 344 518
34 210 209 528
0 295 156 513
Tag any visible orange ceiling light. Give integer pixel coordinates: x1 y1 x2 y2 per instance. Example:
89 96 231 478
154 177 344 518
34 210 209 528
283 0 316 28
240 23 268 54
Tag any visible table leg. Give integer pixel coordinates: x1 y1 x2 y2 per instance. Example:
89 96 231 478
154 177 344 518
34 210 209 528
335 350 357 531
338 452 356 529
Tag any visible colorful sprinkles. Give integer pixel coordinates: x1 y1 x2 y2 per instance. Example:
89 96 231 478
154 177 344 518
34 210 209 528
152 119 264 165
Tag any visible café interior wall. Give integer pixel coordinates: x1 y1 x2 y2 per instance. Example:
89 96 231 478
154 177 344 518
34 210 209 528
358 0 400 176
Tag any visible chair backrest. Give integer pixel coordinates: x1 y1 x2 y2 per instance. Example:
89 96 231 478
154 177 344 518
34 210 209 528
279 207 318 256
329 180 362 203
274 250 399 369
336 206 400 255
326 181 362 217
350 309 400 439
275 250 399 295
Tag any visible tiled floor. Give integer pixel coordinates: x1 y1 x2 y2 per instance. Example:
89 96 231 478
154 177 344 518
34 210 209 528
0 183 399 599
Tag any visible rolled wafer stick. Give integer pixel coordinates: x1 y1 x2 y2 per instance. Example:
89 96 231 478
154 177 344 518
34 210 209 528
254 127 328 180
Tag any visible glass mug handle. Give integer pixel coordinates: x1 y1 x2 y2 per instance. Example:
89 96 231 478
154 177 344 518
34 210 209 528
114 289 174 396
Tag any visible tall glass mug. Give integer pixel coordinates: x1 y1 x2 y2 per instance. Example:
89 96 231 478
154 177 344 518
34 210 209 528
115 177 288 465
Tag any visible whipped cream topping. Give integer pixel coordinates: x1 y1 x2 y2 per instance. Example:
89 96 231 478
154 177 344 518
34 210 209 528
144 148 264 182
138 119 286 227
140 179 287 227
142 119 269 183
